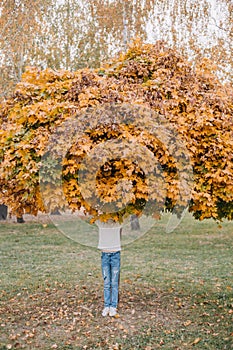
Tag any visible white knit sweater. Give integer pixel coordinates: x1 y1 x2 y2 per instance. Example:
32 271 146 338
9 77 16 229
96 220 122 251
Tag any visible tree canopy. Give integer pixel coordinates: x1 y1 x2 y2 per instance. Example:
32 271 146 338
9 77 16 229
0 41 232 222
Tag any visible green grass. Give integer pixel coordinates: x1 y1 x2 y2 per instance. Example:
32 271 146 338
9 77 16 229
0 214 233 349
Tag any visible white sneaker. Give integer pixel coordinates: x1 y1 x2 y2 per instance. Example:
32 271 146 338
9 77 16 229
102 307 110 317
109 307 117 317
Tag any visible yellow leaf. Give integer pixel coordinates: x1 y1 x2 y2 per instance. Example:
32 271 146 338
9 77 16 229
192 338 201 345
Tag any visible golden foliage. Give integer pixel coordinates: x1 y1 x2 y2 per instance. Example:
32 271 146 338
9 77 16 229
0 41 232 221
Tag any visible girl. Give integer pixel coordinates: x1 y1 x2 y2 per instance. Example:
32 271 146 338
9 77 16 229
97 220 122 317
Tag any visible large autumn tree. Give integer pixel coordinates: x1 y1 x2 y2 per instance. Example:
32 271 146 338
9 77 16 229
0 41 232 222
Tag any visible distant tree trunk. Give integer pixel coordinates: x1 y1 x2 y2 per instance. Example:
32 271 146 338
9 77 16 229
0 204 8 220
50 209 61 215
130 214 140 230
17 216 25 223
122 1 128 52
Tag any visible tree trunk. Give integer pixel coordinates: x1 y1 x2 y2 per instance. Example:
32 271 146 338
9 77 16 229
130 214 140 231
17 216 25 223
0 205 8 220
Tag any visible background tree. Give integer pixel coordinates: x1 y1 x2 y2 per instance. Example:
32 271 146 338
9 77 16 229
0 0 232 100
146 0 233 82
0 0 48 98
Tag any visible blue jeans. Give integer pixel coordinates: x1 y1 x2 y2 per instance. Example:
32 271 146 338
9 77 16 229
101 251 121 308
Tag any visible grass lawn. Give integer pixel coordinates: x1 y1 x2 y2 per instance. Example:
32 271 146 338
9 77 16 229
0 213 233 349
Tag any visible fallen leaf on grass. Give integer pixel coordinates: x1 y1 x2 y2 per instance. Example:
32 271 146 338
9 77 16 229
192 337 201 345
118 324 124 330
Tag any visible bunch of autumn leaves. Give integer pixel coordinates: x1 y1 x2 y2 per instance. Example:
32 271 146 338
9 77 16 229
0 40 232 221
